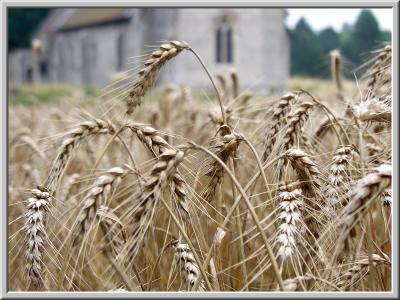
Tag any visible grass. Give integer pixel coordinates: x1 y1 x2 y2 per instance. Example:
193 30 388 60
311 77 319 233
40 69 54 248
9 84 101 106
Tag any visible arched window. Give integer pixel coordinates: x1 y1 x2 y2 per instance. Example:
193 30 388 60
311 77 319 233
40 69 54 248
216 21 233 64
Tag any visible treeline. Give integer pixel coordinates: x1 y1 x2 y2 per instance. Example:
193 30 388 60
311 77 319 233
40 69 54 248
8 8 50 51
289 9 391 78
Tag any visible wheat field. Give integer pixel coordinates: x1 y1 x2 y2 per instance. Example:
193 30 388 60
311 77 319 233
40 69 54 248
8 41 392 292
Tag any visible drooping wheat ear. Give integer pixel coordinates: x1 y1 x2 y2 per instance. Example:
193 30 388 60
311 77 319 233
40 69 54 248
324 145 357 214
126 123 189 218
276 181 304 261
335 253 391 290
23 186 51 287
58 173 80 202
124 149 186 262
73 167 126 246
126 41 189 114
171 239 206 291
330 49 342 91
281 102 314 152
335 164 392 256
203 131 241 202
262 92 299 161
97 205 128 256
366 45 392 97
44 119 116 193
354 97 391 123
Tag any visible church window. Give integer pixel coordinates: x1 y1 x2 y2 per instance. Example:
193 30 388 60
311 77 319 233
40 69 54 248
216 21 233 63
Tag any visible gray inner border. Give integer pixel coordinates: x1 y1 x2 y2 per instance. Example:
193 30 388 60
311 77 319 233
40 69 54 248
1 0 398 299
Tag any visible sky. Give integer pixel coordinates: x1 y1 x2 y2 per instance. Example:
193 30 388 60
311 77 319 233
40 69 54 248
286 8 392 32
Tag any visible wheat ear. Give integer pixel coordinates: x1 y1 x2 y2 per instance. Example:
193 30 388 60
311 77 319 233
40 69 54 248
324 145 357 214
126 123 189 218
335 164 392 256
171 239 206 291
276 181 304 260
281 102 313 152
124 149 186 262
203 131 241 201
23 186 51 287
366 45 391 97
262 92 299 161
73 167 126 246
126 41 189 114
45 118 115 192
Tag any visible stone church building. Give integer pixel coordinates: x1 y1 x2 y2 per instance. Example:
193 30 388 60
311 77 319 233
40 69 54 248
9 8 289 93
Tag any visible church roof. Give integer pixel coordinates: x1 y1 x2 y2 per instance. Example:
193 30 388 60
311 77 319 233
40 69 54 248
58 8 132 31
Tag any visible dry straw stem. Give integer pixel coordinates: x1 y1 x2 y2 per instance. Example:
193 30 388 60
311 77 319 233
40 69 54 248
276 182 304 260
97 206 134 291
23 186 52 288
126 41 189 114
97 205 128 254
188 143 285 291
300 89 350 145
73 167 126 246
19 135 45 160
263 92 300 161
335 164 392 259
171 239 206 291
44 118 116 192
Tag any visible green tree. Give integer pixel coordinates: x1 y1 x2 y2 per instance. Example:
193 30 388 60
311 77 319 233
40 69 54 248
8 8 49 51
344 9 382 64
318 27 340 54
289 17 324 77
